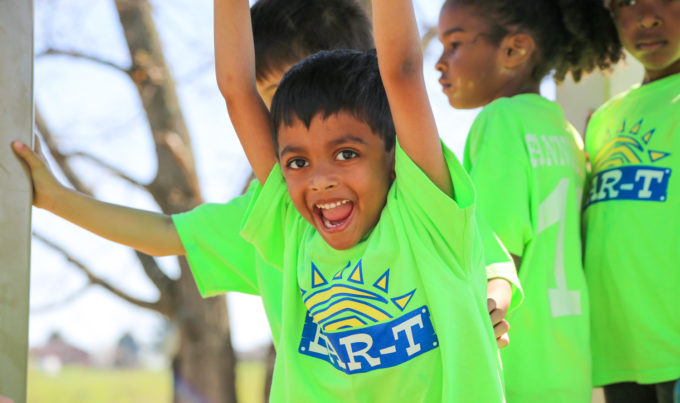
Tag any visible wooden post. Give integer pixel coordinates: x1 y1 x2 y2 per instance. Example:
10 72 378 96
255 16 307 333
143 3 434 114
0 1 34 401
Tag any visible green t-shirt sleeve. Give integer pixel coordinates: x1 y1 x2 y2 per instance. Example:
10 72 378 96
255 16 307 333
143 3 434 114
172 187 261 297
477 210 523 312
240 164 299 271
392 141 475 276
466 103 532 257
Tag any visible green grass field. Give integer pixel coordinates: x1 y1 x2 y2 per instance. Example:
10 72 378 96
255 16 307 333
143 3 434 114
27 361 266 403
26 362 605 402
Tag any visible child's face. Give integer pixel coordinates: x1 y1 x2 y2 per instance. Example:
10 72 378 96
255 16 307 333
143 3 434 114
610 0 680 82
277 112 394 250
256 65 291 108
435 4 505 109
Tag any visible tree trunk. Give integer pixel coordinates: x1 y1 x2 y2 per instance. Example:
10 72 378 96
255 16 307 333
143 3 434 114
172 259 237 403
113 1 237 401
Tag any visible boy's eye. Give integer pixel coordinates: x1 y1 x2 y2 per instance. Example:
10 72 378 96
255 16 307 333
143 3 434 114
449 41 461 50
286 158 309 169
617 0 635 6
336 150 358 161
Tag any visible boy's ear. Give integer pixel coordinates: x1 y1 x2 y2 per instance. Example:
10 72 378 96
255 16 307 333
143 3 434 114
499 33 535 70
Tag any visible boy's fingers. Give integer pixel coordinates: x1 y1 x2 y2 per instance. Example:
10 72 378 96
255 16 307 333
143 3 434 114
489 308 505 326
496 333 509 349
487 297 496 313
493 318 509 339
12 140 43 170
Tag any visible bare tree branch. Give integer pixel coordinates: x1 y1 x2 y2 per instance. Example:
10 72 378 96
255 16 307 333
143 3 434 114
36 107 176 317
35 108 92 194
38 48 131 76
66 151 148 190
31 283 93 314
115 0 203 215
134 251 175 311
33 232 166 314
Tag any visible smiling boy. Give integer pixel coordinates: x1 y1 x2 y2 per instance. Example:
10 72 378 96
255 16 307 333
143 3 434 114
214 0 507 398
583 0 680 401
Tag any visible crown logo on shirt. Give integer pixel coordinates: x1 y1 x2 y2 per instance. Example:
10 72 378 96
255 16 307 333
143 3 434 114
301 260 416 332
592 118 670 172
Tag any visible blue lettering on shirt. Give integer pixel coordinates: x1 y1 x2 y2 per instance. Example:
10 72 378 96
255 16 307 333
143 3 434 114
585 165 671 208
298 305 438 374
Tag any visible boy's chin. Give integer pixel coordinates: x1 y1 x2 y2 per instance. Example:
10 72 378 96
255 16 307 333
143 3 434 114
318 231 360 251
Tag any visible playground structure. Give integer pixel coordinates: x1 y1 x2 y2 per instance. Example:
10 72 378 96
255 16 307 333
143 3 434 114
0 1 34 402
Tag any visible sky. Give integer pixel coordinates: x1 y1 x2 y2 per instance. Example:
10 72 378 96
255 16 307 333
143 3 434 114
28 0 555 354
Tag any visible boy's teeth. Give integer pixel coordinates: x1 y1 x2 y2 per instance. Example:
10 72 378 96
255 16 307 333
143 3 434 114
322 216 340 228
317 200 349 209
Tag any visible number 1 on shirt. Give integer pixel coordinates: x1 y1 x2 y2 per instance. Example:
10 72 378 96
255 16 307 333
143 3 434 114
537 178 582 318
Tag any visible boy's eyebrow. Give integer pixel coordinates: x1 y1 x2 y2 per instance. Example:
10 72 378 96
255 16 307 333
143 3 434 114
279 135 368 157
279 144 305 157
328 135 368 148
441 27 464 37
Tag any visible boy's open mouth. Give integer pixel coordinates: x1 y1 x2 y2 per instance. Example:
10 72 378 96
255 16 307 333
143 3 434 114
315 199 354 231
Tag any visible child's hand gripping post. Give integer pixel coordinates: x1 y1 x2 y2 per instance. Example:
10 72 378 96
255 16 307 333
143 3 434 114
214 0 276 186
372 0 453 198
11 139 62 211
10 139 183 257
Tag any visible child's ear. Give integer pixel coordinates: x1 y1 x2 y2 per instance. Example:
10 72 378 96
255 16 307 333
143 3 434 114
499 33 535 69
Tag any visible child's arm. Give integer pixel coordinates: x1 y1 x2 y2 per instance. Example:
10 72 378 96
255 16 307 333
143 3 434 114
214 0 276 185
373 0 452 197
11 141 184 257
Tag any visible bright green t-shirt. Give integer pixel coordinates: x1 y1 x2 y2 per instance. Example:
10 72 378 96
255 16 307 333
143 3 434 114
241 143 505 402
464 94 591 403
172 188 283 345
172 186 520 356
583 73 680 386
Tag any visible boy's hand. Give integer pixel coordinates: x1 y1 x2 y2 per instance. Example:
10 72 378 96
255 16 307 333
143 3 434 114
11 139 63 211
487 277 512 348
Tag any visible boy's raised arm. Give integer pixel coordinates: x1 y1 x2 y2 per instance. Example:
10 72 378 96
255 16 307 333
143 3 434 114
372 0 452 197
214 0 276 185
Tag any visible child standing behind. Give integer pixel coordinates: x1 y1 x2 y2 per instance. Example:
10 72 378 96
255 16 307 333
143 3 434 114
435 0 622 402
583 1 680 402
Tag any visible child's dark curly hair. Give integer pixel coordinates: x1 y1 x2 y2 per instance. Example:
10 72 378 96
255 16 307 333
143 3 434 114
445 0 623 82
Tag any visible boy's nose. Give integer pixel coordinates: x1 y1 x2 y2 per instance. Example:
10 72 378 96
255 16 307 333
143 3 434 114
309 168 338 192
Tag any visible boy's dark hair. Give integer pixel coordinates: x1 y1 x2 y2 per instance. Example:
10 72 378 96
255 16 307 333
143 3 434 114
445 0 623 82
251 0 374 82
270 49 395 152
